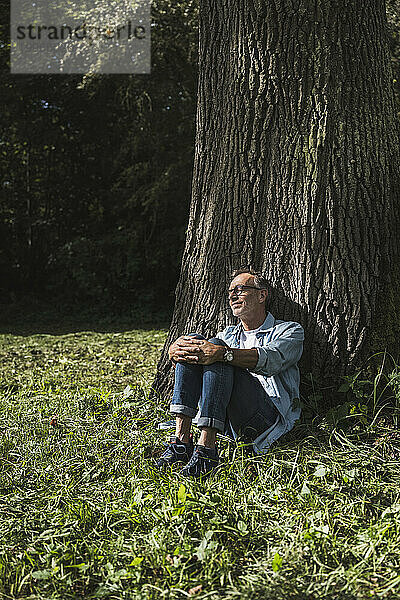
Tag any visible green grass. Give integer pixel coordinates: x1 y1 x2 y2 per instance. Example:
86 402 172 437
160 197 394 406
1 327 400 599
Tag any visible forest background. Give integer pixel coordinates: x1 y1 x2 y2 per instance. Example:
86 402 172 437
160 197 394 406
1 0 197 323
1 0 398 327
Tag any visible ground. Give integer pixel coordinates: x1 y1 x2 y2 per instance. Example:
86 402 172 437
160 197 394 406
1 318 400 599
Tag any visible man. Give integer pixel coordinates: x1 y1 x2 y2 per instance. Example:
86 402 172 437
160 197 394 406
157 268 304 478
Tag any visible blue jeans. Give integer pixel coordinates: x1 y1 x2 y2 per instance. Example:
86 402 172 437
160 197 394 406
170 335 279 440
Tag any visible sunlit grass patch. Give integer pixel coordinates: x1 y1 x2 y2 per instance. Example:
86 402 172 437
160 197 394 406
1 328 400 599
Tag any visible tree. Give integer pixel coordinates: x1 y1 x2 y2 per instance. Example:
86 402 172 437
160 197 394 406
155 0 400 397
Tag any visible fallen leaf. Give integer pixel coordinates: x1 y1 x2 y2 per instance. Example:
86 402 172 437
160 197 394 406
188 584 203 595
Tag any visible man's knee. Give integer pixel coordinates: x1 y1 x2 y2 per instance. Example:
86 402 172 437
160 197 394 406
208 337 228 347
185 334 226 347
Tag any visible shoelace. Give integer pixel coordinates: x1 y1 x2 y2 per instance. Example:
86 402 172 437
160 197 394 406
185 450 217 475
162 440 190 458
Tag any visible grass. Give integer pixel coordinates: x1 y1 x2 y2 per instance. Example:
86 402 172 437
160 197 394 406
1 324 400 599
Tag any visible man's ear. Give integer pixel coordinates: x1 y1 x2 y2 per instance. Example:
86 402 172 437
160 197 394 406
260 289 268 303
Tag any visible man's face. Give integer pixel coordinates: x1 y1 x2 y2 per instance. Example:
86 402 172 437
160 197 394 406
228 273 267 320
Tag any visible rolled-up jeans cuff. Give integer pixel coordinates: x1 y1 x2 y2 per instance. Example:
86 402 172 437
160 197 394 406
196 416 225 432
169 404 197 418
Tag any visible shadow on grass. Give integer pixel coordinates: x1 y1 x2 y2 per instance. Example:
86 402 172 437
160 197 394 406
0 300 171 336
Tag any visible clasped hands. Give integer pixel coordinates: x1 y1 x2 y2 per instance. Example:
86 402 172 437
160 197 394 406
168 336 223 366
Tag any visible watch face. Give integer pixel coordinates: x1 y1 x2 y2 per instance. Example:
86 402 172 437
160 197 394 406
225 350 234 362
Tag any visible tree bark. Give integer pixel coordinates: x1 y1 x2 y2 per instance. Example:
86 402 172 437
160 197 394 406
154 0 400 398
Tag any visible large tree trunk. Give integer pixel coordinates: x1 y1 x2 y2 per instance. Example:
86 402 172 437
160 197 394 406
154 0 400 398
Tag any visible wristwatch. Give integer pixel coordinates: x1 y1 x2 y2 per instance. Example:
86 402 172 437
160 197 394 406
223 349 234 363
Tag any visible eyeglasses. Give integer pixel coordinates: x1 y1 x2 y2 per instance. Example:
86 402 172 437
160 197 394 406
227 285 264 297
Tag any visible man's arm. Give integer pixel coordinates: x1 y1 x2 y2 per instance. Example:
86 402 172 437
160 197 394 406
215 346 258 369
169 322 304 375
252 322 304 376
170 337 258 369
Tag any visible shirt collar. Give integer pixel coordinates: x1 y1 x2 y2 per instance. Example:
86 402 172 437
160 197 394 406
233 312 276 336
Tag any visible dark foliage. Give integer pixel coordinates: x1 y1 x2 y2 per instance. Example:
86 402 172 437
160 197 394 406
0 1 198 311
1 1 399 313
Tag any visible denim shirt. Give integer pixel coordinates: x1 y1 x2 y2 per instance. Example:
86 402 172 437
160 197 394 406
216 312 304 454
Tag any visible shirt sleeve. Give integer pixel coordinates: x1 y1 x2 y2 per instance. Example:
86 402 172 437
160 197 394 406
251 322 304 376
215 327 228 341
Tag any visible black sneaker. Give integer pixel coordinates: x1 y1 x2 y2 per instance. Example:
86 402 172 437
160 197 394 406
156 435 194 469
179 445 219 479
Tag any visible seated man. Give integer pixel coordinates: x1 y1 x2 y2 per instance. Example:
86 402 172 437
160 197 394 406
157 268 304 479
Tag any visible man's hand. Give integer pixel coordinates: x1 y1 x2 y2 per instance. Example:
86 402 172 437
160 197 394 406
168 337 223 365
168 336 198 364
